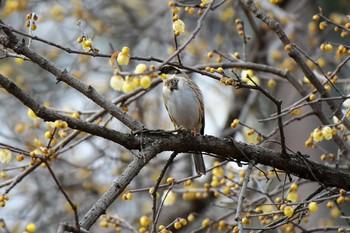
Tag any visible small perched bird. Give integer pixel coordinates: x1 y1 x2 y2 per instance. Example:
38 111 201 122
159 65 206 175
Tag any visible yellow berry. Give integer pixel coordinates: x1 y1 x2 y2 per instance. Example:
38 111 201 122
275 197 282 203
179 218 187 226
284 44 292 52
202 218 210 227
140 76 151 89
76 37 83 43
320 154 327 161
31 23 37 31
322 126 333 140
72 112 80 119
341 31 348 38
284 206 294 217
339 189 346 195
140 215 150 227
166 177 174 184
267 79 276 89
217 67 224 73
27 108 37 119
110 75 124 91
117 53 130 66
242 217 250 225
174 221 182 229
184 179 192 186
100 221 109 227
246 129 255 136
15 123 25 134
291 109 300 116
0 171 7 179
331 207 341 218
312 14 319 21
121 46 130 55
319 21 327 30
16 154 25 162
207 52 213 58
325 43 333 52
122 81 134 93
286 191 298 202
221 186 230 195
309 94 316 101
187 213 195 222
126 192 133 200
308 202 318 212
44 131 52 139
337 196 345 204
26 223 36 233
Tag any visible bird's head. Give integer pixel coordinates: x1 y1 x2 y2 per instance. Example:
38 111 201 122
159 65 181 81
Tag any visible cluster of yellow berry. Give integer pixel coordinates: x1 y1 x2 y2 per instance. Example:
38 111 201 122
25 12 38 31
240 69 260 86
0 195 10 208
304 126 335 148
235 19 245 37
172 15 185 36
99 215 123 232
110 63 156 93
76 36 99 53
313 14 349 38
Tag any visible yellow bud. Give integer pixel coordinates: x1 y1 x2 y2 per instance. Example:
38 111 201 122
121 46 130 55
322 126 333 140
26 223 36 233
308 202 318 212
174 221 182 229
187 213 195 222
140 76 151 89
319 21 327 30
166 177 174 184
140 215 150 227
267 79 276 89
284 44 292 52
202 218 210 228
331 207 341 218
312 14 319 21
173 19 185 35
284 206 294 217
217 67 224 73
242 217 250 225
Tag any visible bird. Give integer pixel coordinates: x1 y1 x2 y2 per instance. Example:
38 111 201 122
159 65 206 175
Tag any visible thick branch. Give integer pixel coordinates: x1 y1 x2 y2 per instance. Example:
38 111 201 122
2 72 350 232
0 33 143 131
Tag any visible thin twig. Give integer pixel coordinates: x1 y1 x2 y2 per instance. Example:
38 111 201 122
151 152 178 233
235 162 254 233
44 160 80 232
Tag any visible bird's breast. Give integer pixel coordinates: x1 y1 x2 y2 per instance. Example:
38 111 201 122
164 86 201 131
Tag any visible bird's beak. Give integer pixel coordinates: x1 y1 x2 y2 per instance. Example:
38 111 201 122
159 73 168 81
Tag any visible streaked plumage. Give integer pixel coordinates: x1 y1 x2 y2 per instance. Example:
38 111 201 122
159 65 206 175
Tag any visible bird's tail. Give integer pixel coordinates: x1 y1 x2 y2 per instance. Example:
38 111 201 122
192 153 206 175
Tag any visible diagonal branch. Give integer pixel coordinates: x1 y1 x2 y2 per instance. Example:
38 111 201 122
0 32 143 131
